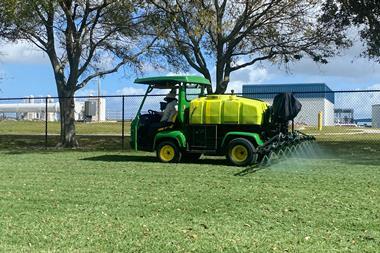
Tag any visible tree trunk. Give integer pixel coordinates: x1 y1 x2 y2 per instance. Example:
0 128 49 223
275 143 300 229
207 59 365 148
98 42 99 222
202 70 213 94
215 67 230 94
215 58 232 94
215 82 228 94
215 42 230 94
215 62 224 94
58 93 78 148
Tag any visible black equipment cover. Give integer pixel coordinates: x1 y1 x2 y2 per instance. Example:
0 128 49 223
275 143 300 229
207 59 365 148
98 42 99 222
272 93 302 123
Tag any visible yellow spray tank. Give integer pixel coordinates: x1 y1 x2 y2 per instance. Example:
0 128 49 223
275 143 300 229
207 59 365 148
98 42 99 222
189 95 269 125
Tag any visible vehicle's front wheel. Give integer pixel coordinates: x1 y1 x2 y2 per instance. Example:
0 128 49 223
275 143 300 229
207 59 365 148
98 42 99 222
156 141 182 163
226 138 257 166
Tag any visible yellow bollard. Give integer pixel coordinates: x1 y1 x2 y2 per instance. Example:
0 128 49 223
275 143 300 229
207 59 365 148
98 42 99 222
318 111 323 131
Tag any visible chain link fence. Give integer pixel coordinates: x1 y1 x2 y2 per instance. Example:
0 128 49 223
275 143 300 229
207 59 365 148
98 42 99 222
0 90 379 150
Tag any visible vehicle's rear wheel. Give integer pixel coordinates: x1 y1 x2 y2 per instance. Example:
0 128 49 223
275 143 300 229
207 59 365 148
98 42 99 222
156 141 182 163
182 153 202 162
226 138 257 166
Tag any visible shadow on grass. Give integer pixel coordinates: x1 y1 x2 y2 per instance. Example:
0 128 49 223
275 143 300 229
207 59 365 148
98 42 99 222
81 154 230 166
4 149 116 155
0 134 126 152
234 165 267 176
82 154 157 163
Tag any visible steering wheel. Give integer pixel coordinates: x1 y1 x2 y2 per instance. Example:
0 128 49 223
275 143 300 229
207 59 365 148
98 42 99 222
148 109 160 115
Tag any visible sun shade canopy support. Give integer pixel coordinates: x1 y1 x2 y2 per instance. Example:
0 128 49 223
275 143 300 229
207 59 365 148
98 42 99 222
134 75 211 88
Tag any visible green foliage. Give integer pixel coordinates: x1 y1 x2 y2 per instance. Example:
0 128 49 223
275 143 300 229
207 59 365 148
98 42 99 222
0 0 151 87
0 0 13 36
0 0 155 147
149 0 349 93
321 0 380 61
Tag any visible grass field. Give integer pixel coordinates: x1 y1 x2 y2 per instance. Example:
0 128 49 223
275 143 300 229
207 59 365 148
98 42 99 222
1 120 380 151
1 135 380 252
0 120 129 135
0 120 131 150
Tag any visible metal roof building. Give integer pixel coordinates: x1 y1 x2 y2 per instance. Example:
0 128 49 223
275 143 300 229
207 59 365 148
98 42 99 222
243 83 334 103
242 83 335 126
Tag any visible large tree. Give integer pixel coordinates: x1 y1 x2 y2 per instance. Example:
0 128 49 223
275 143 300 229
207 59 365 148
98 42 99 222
321 0 380 61
149 0 349 94
0 0 10 36
0 0 153 147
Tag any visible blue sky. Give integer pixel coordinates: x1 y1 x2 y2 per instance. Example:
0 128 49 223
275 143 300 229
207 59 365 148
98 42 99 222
1 40 380 99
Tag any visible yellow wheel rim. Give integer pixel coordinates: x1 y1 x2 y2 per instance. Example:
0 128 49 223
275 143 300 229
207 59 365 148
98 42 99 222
159 145 175 162
230 145 248 163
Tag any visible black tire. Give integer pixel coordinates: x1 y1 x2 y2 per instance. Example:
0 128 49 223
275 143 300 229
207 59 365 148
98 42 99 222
156 141 182 163
226 138 257 166
182 153 202 162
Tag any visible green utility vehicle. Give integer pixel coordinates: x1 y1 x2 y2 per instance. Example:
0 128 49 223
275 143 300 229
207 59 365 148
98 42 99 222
131 75 313 166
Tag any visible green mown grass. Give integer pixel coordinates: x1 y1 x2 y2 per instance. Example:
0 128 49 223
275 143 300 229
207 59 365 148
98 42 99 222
1 138 380 252
0 120 131 150
1 120 380 151
0 120 130 135
0 135 127 150
302 126 364 134
1 121 372 135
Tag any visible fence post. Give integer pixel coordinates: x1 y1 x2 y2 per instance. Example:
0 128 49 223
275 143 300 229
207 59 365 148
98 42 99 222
122 95 125 150
45 97 48 149
318 111 323 131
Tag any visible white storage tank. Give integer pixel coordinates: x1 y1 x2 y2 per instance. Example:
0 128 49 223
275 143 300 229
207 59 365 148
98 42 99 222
372 104 380 128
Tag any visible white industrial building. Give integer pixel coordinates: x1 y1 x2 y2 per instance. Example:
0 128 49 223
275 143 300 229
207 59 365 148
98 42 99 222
334 108 354 125
0 96 106 122
242 83 335 126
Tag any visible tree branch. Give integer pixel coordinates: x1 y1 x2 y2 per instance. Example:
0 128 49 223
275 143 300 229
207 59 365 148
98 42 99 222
230 52 277 72
75 59 125 91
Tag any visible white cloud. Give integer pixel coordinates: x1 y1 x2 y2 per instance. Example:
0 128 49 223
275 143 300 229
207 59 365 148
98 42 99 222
141 62 166 73
75 88 98 97
366 84 380 90
215 34 380 91
92 55 115 71
229 66 269 93
283 57 380 81
263 41 380 83
116 86 146 96
165 71 194 76
116 85 168 96
0 41 49 64
135 64 269 94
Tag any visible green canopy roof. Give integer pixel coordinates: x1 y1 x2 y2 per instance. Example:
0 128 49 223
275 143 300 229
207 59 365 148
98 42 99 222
134 75 211 86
